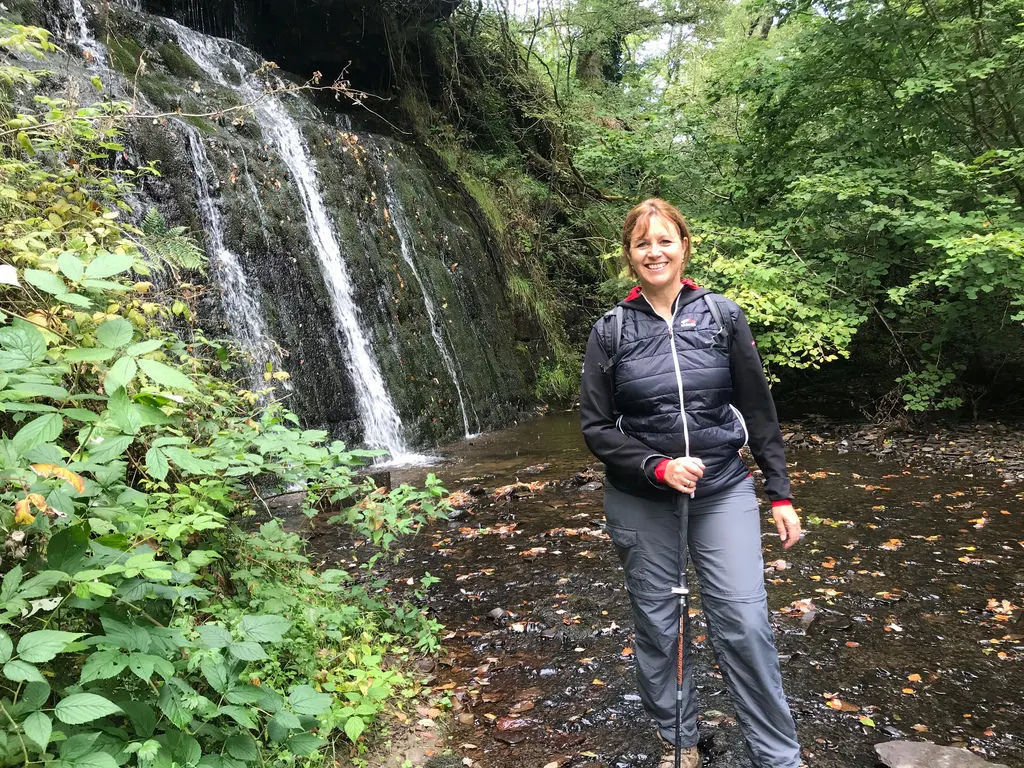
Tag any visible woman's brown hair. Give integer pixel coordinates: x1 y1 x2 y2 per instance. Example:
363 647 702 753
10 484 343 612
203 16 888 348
621 198 692 274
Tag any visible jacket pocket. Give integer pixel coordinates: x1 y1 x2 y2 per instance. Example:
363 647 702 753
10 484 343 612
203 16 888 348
728 403 749 448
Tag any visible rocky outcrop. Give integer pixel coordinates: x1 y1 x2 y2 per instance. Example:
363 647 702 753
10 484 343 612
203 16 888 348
138 0 461 88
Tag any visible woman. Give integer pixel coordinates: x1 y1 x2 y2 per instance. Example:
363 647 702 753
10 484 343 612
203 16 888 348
580 198 802 768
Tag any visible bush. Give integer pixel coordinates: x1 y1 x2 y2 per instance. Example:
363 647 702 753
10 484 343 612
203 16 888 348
0 18 447 767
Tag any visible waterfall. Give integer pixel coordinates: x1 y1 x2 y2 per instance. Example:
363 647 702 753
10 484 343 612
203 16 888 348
375 150 479 437
70 0 105 68
169 20 428 462
180 122 283 391
256 99 424 461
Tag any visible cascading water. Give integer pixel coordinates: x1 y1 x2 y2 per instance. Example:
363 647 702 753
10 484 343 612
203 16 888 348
180 122 284 391
70 0 105 68
375 150 479 437
169 20 427 462
256 99 424 461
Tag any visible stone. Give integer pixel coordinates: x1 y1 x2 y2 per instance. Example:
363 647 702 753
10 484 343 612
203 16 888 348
875 740 1009 768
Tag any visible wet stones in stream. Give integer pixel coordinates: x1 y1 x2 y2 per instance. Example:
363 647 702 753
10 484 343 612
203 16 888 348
875 740 1010 767
375 413 1024 767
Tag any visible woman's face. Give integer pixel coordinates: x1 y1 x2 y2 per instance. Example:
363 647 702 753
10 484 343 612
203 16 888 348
627 215 688 294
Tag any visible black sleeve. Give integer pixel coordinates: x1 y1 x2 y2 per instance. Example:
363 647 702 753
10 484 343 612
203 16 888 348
728 305 792 502
579 323 671 489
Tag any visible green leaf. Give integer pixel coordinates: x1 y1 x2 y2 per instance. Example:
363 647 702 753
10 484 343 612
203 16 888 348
104 356 137 393
21 680 51 709
0 325 46 370
218 705 257 730
238 615 291 643
23 711 51 751
125 339 164 356
85 252 134 279
87 434 133 463
196 625 232 649
23 268 67 296
156 683 191 729
0 631 11 663
3 660 44 682
343 715 365 743
96 318 134 349
138 359 195 391
146 445 169 481
120 700 156 737
12 412 63 451
200 658 230 692
17 630 85 663
54 693 123 724
81 278 129 292
227 641 266 661
60 732 101 760
72 752 119 768
224 734 259 762
107 387 142 435
163 446 216 474
79 650 128 683
57 252 85 282
48 523 90 573
288 733 326 755
288 685 331 716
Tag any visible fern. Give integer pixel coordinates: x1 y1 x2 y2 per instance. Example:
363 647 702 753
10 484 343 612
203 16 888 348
137 207 207 274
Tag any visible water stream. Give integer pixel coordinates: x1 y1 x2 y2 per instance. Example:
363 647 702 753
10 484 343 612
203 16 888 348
70 0 105 68
374 148 478 438
168 20 428 462
361 413 1024 768
180 122 282 390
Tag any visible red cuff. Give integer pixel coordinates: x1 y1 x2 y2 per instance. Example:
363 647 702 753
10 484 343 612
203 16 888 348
771 499 793 508
654 459 670 483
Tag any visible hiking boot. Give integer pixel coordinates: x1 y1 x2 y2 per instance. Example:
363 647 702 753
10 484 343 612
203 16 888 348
656 732 700 768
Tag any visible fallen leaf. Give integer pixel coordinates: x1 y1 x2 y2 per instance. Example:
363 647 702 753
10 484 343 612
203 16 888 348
907 673 922 682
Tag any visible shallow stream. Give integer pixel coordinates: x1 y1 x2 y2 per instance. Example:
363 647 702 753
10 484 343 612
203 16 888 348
352 413 1023 767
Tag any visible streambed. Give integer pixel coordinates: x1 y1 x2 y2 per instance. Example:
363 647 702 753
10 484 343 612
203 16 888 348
360 413 1024 767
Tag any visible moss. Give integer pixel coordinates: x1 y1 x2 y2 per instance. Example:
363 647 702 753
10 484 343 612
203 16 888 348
157 41 203 80
107 35 144 77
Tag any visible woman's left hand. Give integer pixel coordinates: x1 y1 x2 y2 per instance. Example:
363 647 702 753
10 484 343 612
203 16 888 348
772 503 802 549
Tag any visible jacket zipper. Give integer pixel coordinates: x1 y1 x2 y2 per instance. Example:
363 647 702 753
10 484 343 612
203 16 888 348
646 294 691 459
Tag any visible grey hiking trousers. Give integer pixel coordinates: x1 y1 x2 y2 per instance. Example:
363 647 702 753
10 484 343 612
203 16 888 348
604 477 801 768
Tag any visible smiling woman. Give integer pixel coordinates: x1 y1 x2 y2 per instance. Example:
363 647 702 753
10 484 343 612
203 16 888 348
580 198 804 768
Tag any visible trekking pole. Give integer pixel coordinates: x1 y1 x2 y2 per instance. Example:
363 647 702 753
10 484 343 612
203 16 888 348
672 491 691 768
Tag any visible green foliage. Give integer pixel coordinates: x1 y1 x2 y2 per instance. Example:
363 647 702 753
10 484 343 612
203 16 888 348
138 208 207 276
0 21 448 768
445 0 1024 414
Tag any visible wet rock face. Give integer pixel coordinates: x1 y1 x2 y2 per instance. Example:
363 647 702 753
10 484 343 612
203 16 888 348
875 740 1009 768
34 0 537 447
138 0 460 88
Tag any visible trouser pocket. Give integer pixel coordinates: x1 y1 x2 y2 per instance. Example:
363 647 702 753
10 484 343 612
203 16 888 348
607 525 659 596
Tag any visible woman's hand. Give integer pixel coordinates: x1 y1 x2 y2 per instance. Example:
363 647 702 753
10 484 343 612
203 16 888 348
772 503 802 549
663 457 705 494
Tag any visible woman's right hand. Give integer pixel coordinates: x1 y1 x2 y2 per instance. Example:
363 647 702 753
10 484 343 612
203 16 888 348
663 456 705 494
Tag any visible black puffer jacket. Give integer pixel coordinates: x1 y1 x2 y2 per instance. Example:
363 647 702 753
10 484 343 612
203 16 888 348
580 284 791 502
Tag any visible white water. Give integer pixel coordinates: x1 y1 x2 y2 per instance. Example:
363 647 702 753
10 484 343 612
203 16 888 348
170 20 434 463
70 0 105 68
377 152 478 437
181 122 283 390
258 100 432 461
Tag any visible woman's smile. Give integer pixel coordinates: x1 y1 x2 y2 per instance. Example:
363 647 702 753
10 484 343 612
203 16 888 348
628 214 689 296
